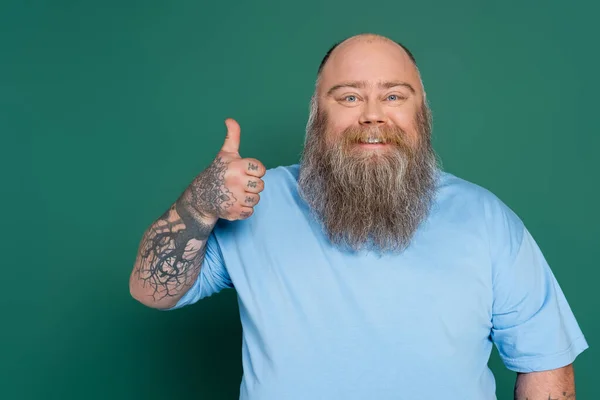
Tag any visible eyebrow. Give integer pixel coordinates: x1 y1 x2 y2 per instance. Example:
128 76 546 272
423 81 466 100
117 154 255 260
326 80 416 96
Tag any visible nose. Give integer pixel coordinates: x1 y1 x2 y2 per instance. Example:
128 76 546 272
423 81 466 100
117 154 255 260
359 101 388 126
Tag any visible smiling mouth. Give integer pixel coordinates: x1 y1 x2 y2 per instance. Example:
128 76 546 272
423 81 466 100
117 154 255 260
359 138 386 144
354 138 390 147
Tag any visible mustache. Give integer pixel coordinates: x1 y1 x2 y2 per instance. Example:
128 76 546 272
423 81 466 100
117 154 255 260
338 125 408 147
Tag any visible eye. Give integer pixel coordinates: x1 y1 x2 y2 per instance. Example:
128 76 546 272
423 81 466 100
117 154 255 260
386 94 405 101
343 95 358 102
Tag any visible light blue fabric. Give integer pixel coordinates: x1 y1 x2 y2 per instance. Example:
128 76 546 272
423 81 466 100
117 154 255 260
167 164 588 400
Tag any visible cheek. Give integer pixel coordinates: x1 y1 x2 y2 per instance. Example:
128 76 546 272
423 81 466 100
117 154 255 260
389 109 420 143
325 111 357 140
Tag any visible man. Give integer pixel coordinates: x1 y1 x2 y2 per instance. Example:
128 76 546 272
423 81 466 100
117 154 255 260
129 34 588 399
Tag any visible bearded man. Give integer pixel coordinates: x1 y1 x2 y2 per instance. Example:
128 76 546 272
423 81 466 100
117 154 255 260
129 34 588 400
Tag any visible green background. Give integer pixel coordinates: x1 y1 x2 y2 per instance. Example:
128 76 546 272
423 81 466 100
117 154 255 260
2 0 597 399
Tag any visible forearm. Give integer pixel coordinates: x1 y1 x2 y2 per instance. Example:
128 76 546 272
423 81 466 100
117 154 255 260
129 191 218 309
514 364 576 400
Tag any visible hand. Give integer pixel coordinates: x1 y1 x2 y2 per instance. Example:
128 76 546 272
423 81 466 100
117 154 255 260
185 118 266 221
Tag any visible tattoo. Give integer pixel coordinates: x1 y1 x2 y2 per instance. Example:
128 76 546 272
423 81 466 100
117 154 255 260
240 211 252 218
248 162 259 171
247 180 257 188
134 157 231 301
245 196 254 204
135 203 212 301
188 156 236 216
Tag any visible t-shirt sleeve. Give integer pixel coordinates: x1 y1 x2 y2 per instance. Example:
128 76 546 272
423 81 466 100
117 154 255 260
486 195 588 372
161 229 233 311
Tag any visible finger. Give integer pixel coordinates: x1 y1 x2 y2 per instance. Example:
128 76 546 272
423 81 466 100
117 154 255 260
239 206 254 220
221 118 241 154
243 158 266 178
242 193 260 207
244 178 264 194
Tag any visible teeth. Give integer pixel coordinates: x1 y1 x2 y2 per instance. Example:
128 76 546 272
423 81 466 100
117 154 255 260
363 138 383 144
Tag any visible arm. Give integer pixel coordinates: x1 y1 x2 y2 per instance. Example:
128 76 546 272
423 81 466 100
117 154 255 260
514 364 576 400
129 118 266 309
129 187 219 310
486 197 588 395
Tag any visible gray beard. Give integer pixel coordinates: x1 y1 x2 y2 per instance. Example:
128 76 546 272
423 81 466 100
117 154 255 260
298 100 439 254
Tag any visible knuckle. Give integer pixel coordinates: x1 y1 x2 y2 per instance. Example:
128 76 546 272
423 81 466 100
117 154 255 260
223 213 237 221
242 194 254 206
233 174 245 188
231 160 246 176
227 201 240 212
240 209 253 219
244 158 266 174
246 178 258 191
226 173 243 189
220 208 234 220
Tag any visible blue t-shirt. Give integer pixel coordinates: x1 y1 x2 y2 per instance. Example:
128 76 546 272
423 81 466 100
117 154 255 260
166 164 588 400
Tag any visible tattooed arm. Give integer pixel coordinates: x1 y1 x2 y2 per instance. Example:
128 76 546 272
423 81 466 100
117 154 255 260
128 183 219 309
514 364 576 400
129 118 266 309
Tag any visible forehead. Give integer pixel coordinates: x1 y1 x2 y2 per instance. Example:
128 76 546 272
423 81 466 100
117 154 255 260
318 39 421 95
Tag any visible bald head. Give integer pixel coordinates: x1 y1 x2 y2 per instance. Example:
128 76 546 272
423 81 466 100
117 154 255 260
316 34 423 98
317 34 417 76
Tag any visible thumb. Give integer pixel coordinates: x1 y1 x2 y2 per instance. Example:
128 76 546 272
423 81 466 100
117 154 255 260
221 118 241 154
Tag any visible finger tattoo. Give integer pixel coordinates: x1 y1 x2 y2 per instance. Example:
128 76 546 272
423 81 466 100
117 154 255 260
240 211 252 218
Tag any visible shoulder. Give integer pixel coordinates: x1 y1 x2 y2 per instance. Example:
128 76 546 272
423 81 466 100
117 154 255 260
436 171 520 220
435 170 525 260
436 170 498 206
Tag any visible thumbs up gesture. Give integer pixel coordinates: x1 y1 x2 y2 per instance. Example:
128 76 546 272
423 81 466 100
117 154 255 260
184 118 266 221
